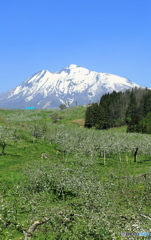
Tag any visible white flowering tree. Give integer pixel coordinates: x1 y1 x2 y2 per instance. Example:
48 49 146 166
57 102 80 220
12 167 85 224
28 123 48 140
0 127 14 155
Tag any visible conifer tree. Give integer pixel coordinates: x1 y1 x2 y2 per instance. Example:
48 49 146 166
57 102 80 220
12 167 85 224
84 104 99 128
125 90 140 132
84 87 151 132
84 106 93 128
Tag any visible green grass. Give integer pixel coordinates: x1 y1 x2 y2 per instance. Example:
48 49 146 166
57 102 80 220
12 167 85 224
109 125 127 133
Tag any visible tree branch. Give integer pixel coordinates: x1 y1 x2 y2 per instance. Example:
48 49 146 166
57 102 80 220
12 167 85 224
23 217 50 240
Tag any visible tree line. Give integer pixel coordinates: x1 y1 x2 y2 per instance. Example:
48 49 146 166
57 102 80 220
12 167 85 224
84 87 151 133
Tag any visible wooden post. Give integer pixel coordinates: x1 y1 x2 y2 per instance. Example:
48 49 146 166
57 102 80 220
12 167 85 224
134 147 138 162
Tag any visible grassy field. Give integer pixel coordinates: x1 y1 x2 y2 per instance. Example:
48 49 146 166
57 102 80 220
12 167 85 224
0 106 151 239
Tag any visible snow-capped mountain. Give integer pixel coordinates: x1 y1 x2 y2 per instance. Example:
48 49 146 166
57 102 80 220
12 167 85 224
0 64 141 109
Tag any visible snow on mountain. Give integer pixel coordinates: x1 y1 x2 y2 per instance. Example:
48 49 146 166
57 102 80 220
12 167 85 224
0 64 141 109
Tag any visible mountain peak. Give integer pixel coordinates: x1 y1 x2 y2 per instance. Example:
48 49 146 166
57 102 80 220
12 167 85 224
0 65 141 109
67 64 79 69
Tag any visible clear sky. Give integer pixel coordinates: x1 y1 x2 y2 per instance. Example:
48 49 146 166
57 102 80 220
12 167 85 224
1 0 151 93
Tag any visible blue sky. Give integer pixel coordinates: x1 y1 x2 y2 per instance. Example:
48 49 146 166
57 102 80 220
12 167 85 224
1 0 151 93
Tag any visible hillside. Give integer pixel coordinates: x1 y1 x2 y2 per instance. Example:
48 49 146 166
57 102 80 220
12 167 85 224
0 107 151 239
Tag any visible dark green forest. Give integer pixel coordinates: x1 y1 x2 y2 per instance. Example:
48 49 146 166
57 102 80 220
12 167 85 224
84 87 151 133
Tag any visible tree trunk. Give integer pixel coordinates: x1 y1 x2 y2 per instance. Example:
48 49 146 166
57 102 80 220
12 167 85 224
2 145 6 155
134 147 138 162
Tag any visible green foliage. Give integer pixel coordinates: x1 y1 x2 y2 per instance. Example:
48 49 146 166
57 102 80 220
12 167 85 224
84 103 99 128
84 87 151 133
126 90 141 132
59 103 67 110
145 112 151 133
139 112 151 134
85 90 128 129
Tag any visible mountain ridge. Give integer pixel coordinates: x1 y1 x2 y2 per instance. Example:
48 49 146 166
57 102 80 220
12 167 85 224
0 65 141 109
